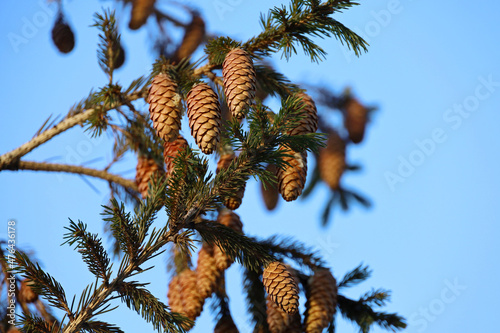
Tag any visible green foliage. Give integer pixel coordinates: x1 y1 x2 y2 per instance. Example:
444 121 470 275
92 10 122 80
204 37 241 66
243 268 270 333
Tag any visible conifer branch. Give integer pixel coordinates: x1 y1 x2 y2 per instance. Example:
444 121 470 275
243 268 270 333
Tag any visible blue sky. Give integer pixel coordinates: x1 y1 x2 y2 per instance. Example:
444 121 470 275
1 1 499 332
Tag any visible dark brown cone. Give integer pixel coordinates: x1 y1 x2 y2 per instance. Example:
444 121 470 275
262 261 299 314
289 92 318 136
276 148 308 202
186 83 222 154
213 211 243 270
129 0 155 30
214 314 239 333
318 131 345 190
19 279 38 303
135 156 163 199
196 244 221 300
179 268 204 320
114 43 125 69
51 14 75 54
173 14 205 62
148 74 182 143
222 48 256 120
164 135 188 176
266 295 302 333
344 97 367 144
7 328 22 333
261 164 279 211
167 275 183 313
216 154 246 210
304 269 338 333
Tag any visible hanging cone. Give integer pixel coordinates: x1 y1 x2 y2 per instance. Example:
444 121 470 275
173 13 205 62
114 43 125 69
167 275 183 313
196 244 221 300
214 314 239 333
164 135 189 176
135 156 163 199
216 154 246 210
304 269 338 333
276 148 307 202
129 0 156 30
222 48 256 120
213 211 243 270
289 92 318 136
344 97 367 144
186 83 222 154
148 74 182 143
318 131 345 190
260 164 279 211
19 279 38 303
179 268 204 320
51 12 75 54
262 261 299 314
266 295 302 333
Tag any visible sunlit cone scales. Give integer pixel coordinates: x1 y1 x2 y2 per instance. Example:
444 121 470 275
179 268 204 320
135 156 163 199
344 97 367 144
222 48 256 120
167 275 183 313
261 164 279 211
19 279 38 303
196 244 220 299
276 148 308 202
51 14 75 54
129 0 156 30
164 135 188 176
186 83 222 154
289 93 318 136
217 154 246 210
148 74 182 143
304 269 338 333
318 131 345 190
173 14 205 62
214 314 239 333
262 261 299 314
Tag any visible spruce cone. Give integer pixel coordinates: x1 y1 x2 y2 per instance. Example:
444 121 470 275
214 314 239 333
19 279 38 303
222 48 256 120
135 156 163 199
186 83 222 154
216 154 246 210
318 131 346 190
304 269 338 333
167 275 183 313
51 13 75 54
164 135 188 176
289 92 318 136
344 97 367 144
276 148 307 202
196 244 221 299
260 164 279 211
262 261 299 314
129 0 156 30
173 14 205 62
266 295 302 333
148 74 182 143
113 43 125 69
179 268 204 320
213 211 243 270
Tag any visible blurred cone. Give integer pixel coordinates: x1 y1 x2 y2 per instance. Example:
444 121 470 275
216 153 246 210
129 0 156 30
318 131 345 190
135 156 163 198
214 314 239 333
213 211 243 270
344 97 367 144
167 275 183 313
164 135 188 176
173 13 205 62
179 268 204 320
304 269 338 333
260 164 279 211
19 279 38 303
196 244 221 300
51 12 75 54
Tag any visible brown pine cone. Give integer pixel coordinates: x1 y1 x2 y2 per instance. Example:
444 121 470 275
214 314 239 333
344 97 367 144
19 279 38 303
213 211 243 270
261 164 279 211
129 0 156 30
304 269 338 333
196 244 221 300
135 156 163 199
167 275 183 313
276 148 308 202
148 74 182 143
179 268 204 320
222 48 256 120
266 295 302 333
186 83 222 154
52 13 75 54
262 262 299 314
289 92 318 136
164 135 189 176
216 154 246 210
173 14 205 62
318 131 345 190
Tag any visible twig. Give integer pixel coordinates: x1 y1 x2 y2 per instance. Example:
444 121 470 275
5 161 138 192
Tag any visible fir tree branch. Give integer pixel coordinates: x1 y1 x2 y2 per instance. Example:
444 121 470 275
3 160 138 192
338 263 371 289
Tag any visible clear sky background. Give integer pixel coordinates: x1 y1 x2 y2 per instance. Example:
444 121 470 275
1 1 499 332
